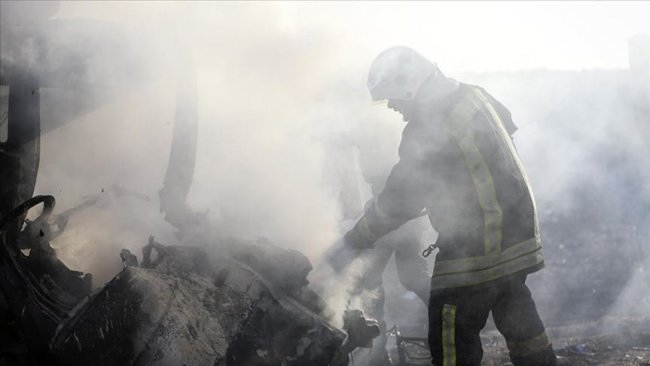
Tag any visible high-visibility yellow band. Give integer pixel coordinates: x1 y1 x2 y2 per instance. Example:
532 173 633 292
473 90 541 240
442 304 457 366
445 90 503 256
507 331 551 357
434 236 541 275
431 245 544 290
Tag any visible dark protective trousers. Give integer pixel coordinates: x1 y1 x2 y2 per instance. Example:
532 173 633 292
428 273 557 366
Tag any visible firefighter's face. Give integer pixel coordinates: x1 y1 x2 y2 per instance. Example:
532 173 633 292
387 99 412 122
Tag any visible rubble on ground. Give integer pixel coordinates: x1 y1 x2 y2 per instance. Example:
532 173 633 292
481 317 650 366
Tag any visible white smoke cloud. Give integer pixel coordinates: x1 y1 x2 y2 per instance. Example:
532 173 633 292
2 2 648 327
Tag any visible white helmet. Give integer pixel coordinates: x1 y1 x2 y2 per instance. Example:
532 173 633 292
367 46 438 101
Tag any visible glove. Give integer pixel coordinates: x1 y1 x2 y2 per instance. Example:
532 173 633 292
324 229 375 272
324 238 359 273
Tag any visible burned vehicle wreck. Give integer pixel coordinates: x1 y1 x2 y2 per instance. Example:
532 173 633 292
1 199 374 366
0 15 378 366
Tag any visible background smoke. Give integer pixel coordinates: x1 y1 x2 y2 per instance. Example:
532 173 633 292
1 1 649 330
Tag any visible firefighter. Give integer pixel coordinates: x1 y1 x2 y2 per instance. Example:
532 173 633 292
328 46 557 366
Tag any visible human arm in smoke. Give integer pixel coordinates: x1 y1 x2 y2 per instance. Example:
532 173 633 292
345 153 428 248
326 129 430 271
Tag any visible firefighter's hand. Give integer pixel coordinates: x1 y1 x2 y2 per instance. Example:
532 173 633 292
324 230 374 272
324 238 359 273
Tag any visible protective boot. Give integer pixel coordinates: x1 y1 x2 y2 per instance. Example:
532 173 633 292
510 346 557 366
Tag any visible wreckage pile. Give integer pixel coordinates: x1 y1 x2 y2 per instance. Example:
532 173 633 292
52 241 346 365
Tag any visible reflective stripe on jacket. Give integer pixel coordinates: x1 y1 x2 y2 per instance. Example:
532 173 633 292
349 84 544 290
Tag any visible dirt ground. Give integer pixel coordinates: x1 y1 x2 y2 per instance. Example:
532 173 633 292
481 316 650 366
385 316 650 365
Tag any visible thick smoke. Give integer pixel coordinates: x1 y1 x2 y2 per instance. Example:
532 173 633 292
2 1 649 333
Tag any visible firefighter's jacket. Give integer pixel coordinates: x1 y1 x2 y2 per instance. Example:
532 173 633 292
347 83 544 290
